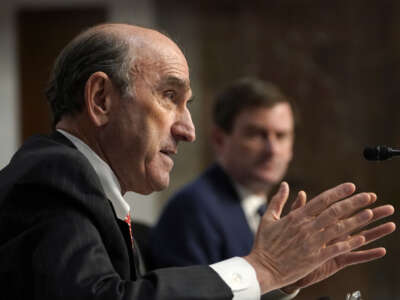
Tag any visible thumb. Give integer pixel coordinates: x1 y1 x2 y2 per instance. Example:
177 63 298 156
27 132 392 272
265 182 290 221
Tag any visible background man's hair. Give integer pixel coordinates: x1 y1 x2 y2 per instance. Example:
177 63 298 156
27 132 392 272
46 27 133 126
212 77 295 132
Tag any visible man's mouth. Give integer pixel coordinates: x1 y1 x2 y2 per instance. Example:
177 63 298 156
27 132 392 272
160 149 177 158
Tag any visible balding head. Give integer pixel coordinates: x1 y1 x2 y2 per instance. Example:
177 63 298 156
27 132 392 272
46 23 185 126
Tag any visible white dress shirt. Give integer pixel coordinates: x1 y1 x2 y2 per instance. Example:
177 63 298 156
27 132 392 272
57 130 262 299
235 183 267 234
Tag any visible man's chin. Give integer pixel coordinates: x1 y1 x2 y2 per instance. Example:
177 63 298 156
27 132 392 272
150 174 170 192
128 174 170 195
252 174 281 187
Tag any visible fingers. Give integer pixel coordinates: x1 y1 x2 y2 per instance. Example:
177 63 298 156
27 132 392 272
291 190 307 211
265 182 289 221
321 235 365 261
338 192 377 219
312 193 375 231
316 209 373 246
326 204 395 245
336 248 387 268
304 182 356 216
359 222 396 246
369 204 395 223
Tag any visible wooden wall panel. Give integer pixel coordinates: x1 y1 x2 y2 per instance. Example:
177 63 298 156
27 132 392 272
18 7 107 142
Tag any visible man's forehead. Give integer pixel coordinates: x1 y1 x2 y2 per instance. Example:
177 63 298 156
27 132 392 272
237 104 294 128
242 103 293 118
132 47 191 91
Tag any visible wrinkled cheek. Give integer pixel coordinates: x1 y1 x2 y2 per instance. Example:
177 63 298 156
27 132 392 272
146 156 171 191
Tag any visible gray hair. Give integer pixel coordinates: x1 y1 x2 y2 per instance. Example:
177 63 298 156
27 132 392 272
46 27 134 126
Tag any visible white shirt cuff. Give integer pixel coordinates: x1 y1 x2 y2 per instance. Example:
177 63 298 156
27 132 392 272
210 256 260 300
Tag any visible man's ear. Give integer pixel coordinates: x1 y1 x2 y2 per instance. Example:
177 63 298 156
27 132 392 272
84 71 114 127
211 126 227 154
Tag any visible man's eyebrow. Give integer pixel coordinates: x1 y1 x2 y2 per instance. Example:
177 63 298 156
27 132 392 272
158 76 191 91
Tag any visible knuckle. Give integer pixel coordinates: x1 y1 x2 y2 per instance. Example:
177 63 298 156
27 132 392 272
334 221 344 234
286 211 297 223
328 205 340 219
321 196 331 208
330 243 342 254
357 193 370 206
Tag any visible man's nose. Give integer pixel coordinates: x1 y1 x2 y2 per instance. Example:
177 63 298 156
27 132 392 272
171 109 196 142
265 136 278 155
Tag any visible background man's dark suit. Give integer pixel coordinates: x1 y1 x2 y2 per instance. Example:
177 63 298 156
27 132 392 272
150 163 254 268
0 132 232 300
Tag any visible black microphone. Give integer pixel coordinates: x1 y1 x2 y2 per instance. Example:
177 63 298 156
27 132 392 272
363 145 400 161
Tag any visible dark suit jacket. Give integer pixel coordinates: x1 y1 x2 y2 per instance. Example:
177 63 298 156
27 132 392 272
150 164 254 268
0 133 232 300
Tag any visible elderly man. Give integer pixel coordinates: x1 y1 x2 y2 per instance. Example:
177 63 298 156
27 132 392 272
0 23 395 300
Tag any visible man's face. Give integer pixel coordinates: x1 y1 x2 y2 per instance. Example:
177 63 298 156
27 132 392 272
103 41 195 195
217 103 294 193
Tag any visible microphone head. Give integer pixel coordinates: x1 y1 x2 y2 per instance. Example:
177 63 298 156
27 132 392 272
363 145 391 161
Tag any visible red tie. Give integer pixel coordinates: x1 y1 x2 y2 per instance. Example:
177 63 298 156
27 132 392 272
124 214 134 248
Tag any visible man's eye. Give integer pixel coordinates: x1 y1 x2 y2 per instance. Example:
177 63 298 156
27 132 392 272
276 132 290 140
164 90 176 101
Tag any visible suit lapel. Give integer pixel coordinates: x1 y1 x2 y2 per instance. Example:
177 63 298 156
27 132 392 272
50 131 143 279
208 164 255 249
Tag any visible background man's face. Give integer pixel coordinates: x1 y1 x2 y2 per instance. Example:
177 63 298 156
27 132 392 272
218 102 294 193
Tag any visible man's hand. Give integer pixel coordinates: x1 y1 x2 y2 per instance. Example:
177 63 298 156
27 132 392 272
244 182 396 294
282 192 395 293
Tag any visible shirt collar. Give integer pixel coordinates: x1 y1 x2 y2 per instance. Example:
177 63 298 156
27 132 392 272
57 129 130 220
234 182 266 219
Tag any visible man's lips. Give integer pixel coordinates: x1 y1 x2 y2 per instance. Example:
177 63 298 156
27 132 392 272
160 149 177 164
257 160 281 170
160 148 177 156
